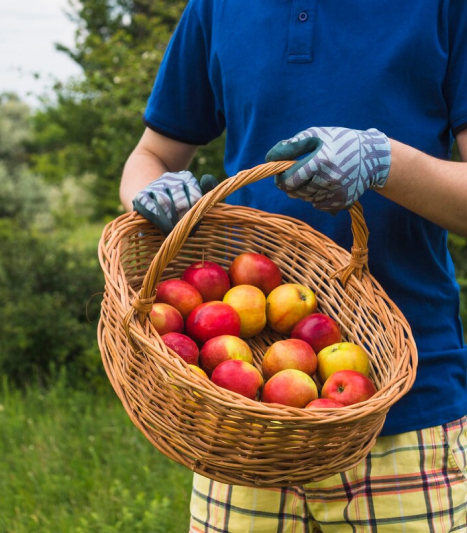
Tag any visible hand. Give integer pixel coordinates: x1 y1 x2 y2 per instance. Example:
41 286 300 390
133 171 218 235
265 126 391 214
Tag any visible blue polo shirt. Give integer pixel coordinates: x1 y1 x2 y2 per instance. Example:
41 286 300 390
144 0 467 436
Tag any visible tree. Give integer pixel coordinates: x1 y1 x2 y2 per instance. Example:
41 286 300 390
0 94 104 387
0 94 49 225
30 0 225 219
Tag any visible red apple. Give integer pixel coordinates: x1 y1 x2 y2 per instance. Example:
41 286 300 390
316 342 370 385
261 369 318 408
321 370 377 406
304 398 344 409
155 279 203 319
266 283 318 335
211 359 263 400
261 339 317 381
200 335 253 376
149 303 184 336
161 332 199 365
291 313 342 354
228 253 282 295
181 260 231 302
185 301 241 345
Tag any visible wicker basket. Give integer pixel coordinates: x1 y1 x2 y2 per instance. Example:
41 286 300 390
98 161 417 487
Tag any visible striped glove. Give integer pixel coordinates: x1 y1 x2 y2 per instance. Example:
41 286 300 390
133 171 218 235
266 127 391 214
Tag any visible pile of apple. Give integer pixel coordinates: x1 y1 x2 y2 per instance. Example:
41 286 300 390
151 252 377 410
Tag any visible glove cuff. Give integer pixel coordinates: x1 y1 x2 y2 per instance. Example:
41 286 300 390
365 129 392 189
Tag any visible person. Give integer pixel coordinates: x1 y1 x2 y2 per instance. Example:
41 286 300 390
120 1 467 531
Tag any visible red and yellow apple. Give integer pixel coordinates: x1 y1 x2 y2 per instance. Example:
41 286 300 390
261 369 318 408
266 283 318 335
211 359 263 400
223 284 266 338
305 398 344 409
321 370 377 406
291 313 342 354
199 335 253 375
149 303 184 336
261 339 317 381
185 301 241 345
316 342 370 384
228 253 282 295
161 332 199 365
181 260 231 302
155 279 203 319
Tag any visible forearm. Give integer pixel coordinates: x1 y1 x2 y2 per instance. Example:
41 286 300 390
120 128 199 212
379 139 467 237
120 151 168 212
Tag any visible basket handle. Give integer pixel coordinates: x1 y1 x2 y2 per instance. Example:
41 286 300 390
127 160 369 327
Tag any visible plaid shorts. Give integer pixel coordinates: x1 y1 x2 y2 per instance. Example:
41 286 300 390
190 416 467 532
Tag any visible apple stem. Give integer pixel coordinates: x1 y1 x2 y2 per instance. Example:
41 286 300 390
202 249 205 267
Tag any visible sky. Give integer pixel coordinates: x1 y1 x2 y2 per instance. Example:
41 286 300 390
0 0 82 107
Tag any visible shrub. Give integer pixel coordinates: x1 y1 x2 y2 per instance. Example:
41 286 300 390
0 219 105 388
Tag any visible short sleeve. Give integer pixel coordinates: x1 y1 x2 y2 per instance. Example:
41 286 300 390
445 0 467 136
143 1 225 145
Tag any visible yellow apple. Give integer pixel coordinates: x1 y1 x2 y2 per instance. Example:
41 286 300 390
316 342 370 384
223 284 267 338
188 364 209 379
266 283 317 335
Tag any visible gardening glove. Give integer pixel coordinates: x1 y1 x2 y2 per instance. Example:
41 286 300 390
265 126 391 214
133 171 219 236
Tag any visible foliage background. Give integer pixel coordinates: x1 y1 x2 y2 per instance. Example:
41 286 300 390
0 0 466 529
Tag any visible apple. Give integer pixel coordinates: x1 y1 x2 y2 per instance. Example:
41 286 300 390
304 398 344 409
155 279 203 319
261 369 318 408
291 313 342 354
228 253 282 295
181 260 231 302
211 359 263 400
266 283 318 335
186 365 208 408
223 285 266 338
321 370 377 406
149 303 184 336
316 342 370 385
261 339 317 381
199 335 253 376
161 332 199 365
185 301 241 345
188 364 208 379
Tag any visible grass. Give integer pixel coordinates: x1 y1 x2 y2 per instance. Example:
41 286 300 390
0 377 193 533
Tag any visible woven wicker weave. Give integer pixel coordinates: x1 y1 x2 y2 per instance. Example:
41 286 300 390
98 161 417 487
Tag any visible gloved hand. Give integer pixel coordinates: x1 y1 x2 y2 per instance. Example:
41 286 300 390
265 126 391 214
133 171 219 235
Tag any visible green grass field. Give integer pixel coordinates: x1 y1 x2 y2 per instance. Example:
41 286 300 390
0 377 193 533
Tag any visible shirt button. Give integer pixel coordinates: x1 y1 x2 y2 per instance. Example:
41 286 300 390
298 11 308 22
